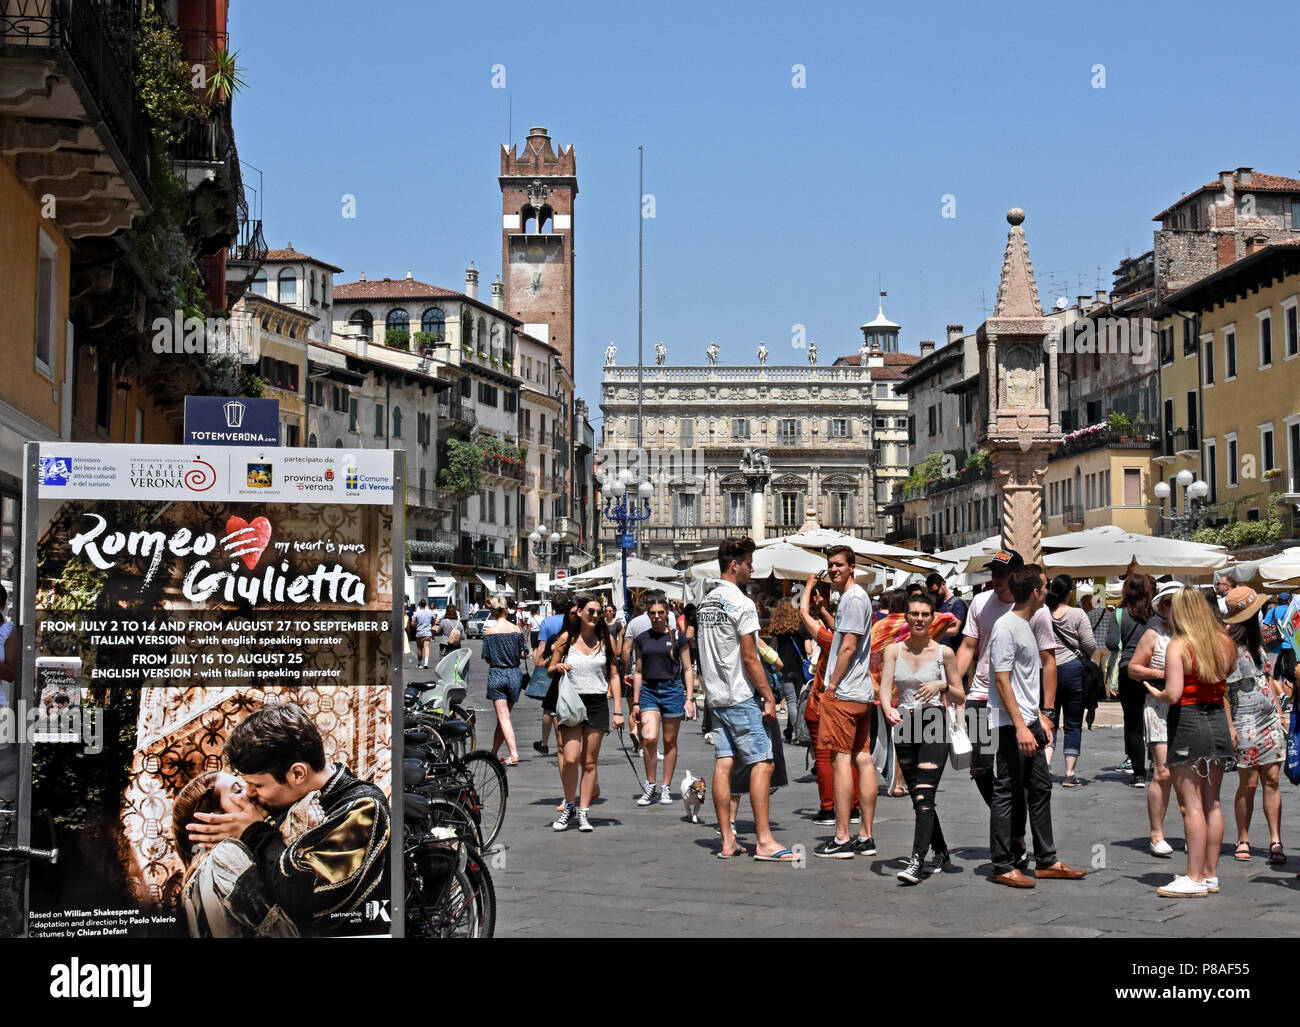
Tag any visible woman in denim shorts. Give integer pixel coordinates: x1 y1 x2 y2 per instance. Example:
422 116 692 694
631 596 696 806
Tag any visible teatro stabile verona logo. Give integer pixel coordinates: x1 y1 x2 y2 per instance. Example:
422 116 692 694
128 454 217 493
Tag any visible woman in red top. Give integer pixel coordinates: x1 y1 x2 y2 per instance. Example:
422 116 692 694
1145 587 1237 898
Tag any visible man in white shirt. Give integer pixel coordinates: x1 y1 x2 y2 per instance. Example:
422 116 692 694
1214 574 1232 616
814 546 879 859
697 538 793 862
955 549 1057 809
988 564 1086 888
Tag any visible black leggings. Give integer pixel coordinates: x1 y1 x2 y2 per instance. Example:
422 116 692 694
895 709 948 859
1118 673 1147 779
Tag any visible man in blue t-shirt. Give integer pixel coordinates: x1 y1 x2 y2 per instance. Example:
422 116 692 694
531 594 574 755
1264 593 1296 688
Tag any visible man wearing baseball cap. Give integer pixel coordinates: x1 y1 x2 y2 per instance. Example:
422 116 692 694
956 549 1058 829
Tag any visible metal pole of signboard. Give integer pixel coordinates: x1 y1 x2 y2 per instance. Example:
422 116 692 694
15 443 41 929
389 448 405 937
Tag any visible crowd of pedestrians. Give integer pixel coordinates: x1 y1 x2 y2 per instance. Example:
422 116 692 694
414 539 1297 896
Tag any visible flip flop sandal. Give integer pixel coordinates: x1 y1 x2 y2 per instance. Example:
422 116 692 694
1234 842 1252 861
753 848 798 862
716 845 746 859
1269 843 1287 864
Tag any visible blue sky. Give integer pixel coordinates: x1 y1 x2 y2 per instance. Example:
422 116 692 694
230 0 1298 421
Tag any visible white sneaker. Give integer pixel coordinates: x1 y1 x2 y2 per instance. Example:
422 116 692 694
636 782 658 807
704 732 716 746
1149 839 1174 857
552 802 576 831
577 808 594 832
1204 876 1220 893
659 786 674 804
1157 875 1208 898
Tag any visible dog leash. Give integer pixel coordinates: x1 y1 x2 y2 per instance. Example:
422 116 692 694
614 725 647 790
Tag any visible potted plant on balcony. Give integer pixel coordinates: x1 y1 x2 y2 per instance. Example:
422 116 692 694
1107 410 1134 439
1263 467 1284 491
385 329 410 350
439 439 483 496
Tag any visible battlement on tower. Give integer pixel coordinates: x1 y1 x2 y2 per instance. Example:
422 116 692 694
501 126 577 177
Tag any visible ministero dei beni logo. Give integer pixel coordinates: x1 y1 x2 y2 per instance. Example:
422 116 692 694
128 454 216 493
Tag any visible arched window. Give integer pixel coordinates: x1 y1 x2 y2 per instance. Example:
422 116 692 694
309 270 317 303
277 269 296 304
422 307 445 341
476 317 486 351
538 204 553 233
522 207 538 233
350 310 373 338
392 406 402 438
490 323 504 354
308 433 318 448
250 270 267 296
386 309 410 335
333 438 343 448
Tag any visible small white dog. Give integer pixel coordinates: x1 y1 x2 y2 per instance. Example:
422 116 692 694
681 770 707 824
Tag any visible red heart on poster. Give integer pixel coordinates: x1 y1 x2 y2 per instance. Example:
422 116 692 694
225 516 272 570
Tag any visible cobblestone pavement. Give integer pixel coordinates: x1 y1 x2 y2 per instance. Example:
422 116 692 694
414 647 1300 938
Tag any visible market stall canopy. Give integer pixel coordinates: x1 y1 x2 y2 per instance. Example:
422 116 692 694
966 530 1227 575
593 576 688 601
758 529 934 574
566 557 680 583
1041 538 1232 579
688 541 874 582
1255 548 1300 589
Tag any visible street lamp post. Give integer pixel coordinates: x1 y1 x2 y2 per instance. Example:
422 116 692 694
601 468 653 619
529 524 563 593
1153 468 1210 540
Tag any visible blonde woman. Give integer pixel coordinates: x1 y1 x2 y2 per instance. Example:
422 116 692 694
1144 587 1237 898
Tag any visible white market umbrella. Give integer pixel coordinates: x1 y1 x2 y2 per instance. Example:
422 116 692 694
593 576 687 602
759 528 934 574
1041 539 1232 579
1256 548 1300 585
688 540 874 582
567 557 680 583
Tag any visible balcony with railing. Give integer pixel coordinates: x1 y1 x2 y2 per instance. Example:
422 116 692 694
884 525 917 546
0 0 152 231
437 399 474 434
482 454 524 484
1161 426 1200 458
904 464 993 501
1054 420 1160 461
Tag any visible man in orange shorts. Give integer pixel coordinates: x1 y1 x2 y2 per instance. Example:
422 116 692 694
814 545 879 858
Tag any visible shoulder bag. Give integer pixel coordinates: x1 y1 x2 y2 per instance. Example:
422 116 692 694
1052 611 1105 703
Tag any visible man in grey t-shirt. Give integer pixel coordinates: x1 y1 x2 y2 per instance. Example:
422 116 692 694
814 546 879 859
987 564 1086 888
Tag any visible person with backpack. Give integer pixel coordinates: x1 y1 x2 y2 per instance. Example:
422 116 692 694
631 595 696 806
1044 575 1096 786
1113 575 1157 786
438 607 464 657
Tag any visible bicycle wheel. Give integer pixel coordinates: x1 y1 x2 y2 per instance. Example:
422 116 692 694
408 794 484 851
461 849 496 938
405 849 477 938
460 751 508 850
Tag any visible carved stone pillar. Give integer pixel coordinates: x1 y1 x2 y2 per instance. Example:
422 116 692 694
993 447 1050 564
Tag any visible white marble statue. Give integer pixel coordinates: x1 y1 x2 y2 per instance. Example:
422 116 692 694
808 341 818 366
706 341 720 366
654 341 666 366
605 342 617 366
757 341 768 366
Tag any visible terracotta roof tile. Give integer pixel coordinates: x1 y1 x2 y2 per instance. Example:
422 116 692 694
1153 172 1300 220
833 351 921 367
263 248 344 273
871 367 906 380
333 278 465 300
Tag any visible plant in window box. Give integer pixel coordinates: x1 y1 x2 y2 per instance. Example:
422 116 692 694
1106 410 1134 435
503 358 514 372
414 330 439 350
490 356 500 368
385 329 410 350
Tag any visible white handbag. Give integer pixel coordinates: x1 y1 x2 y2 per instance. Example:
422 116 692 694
947 702 972 770
555 672 586 728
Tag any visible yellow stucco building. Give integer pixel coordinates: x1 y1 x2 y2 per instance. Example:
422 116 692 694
1155 240 1300 529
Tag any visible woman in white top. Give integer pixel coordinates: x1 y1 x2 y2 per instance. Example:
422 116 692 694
880 593 964 884
1128 582 1180 857
547 592 624 832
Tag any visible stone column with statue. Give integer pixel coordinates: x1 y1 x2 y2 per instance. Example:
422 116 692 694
976 209 1061 564
740 448 772 543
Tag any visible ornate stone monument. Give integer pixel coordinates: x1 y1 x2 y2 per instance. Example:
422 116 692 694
976 209 1061 564
739 448 773 541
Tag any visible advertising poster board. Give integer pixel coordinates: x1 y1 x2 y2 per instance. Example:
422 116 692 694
19 443 402 938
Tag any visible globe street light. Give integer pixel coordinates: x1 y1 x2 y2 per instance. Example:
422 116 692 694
1154 474 1211 539
602 472 654 618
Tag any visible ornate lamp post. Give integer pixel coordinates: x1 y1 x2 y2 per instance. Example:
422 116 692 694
1153 469 1210 540
602 467 654 618
529 524 563 589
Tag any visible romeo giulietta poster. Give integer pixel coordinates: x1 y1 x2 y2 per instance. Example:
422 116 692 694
19 443 401 939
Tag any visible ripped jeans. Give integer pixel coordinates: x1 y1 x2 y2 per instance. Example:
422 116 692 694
894 706 949 859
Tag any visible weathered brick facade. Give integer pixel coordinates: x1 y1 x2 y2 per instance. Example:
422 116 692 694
499 127 577 376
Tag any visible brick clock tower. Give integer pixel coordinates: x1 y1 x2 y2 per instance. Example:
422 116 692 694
500 127 577 374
